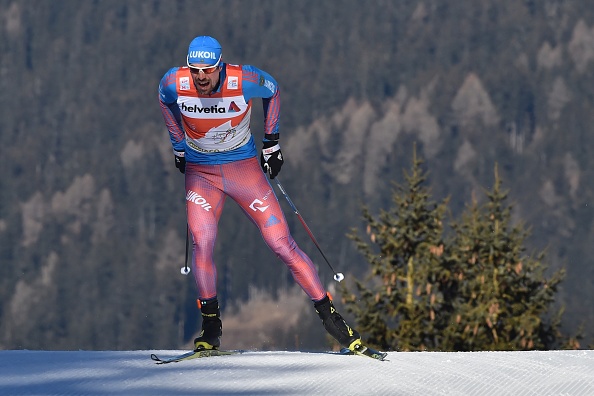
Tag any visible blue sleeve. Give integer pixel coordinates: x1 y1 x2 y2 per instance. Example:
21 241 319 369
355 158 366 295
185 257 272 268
241 65 280 136
159 67 179 104
158 68 185 152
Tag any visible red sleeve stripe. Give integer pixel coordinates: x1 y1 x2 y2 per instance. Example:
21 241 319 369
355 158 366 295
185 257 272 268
243 70 260 84
159 98 184 143
264 87 280 134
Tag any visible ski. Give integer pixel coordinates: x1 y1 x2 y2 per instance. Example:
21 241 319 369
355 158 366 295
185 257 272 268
151 349 240 364
151 345 387 364
340 345 389 361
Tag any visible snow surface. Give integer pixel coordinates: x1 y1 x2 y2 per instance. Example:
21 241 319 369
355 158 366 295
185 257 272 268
1 349 593 395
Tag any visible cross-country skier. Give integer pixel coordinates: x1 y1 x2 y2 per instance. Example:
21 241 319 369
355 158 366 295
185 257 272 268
158 36 361 352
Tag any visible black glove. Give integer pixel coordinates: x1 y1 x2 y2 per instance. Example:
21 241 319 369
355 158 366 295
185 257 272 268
260 139 283 179
174 150 186 174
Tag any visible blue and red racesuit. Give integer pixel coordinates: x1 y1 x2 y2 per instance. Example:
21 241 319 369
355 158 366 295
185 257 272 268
158 63 326 302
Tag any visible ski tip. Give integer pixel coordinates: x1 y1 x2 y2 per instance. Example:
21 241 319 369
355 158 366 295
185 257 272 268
372 352 389 361
151 349 242 364
364 346 389 361
341 345 389 361
150 354 164 363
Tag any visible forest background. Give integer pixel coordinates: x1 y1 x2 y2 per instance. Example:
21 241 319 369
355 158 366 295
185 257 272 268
1 0 593 351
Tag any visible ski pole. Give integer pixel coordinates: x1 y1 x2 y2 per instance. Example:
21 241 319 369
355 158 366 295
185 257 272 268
273 177 345 282
181 224 191 275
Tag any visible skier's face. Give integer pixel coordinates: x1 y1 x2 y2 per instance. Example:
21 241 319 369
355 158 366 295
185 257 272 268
189 64 221 95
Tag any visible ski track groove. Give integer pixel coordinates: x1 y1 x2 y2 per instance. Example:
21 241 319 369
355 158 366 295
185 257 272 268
0 350 593 395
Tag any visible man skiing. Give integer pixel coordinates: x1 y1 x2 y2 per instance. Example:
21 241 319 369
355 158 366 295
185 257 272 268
158 36 362 353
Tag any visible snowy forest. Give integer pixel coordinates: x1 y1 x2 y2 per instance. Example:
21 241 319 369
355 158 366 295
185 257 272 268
1 0 594 351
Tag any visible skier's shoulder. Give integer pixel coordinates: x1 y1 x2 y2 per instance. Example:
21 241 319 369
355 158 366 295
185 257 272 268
236 64 278 98
159 66 186 103
161 66 185 83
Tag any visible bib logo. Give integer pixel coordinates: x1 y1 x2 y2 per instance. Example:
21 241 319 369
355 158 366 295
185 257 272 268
228 101 240 113
213 127 237 143
227 76 239 89
186 190 212 211
181 102 226 114
179 77 190 91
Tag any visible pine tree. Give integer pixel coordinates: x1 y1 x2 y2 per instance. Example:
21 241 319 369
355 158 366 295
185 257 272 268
342 146 450 351
343 149 576 351
444 165 568 350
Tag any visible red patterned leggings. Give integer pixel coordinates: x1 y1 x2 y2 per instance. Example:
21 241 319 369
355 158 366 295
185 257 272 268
185 157 326 301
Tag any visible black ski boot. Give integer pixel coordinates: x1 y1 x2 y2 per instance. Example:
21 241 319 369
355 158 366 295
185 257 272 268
194 298 222 351
314 293 362 351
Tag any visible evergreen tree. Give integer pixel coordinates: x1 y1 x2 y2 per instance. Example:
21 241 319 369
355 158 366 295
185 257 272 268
342 146 450 351
444 165 569 350
343 151 576 351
